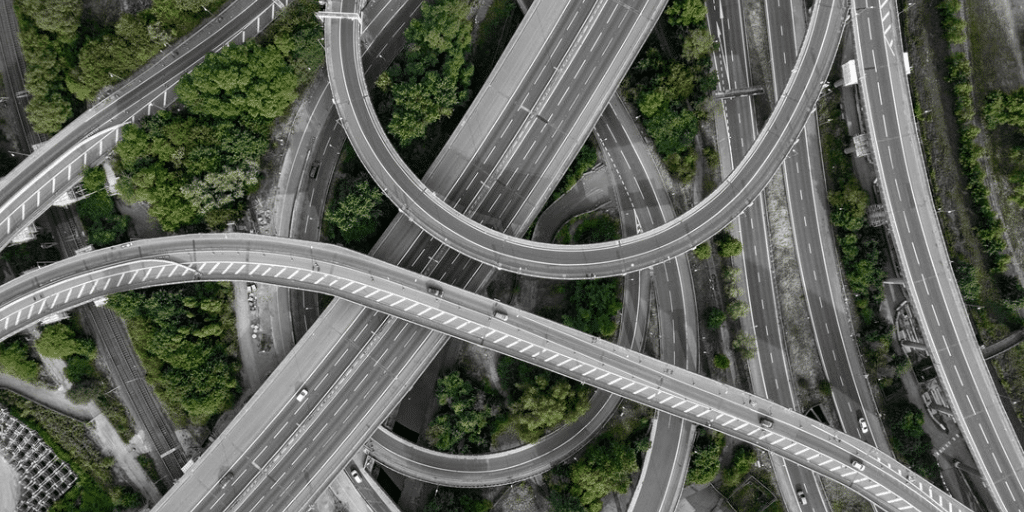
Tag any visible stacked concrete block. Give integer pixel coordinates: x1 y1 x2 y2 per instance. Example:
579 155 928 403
0 407 77 511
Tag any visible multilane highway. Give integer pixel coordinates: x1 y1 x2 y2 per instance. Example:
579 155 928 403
0 233 969 512
852 0 1024 506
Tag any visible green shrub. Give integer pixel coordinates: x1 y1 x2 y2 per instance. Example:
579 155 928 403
712 353 730 369
721 444 757 489
35 322 95 359
0 338 41 382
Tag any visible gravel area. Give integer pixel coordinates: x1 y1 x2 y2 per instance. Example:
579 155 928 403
91 415 161 503
0 455 18 512
493 483 547 512
764 173 831 416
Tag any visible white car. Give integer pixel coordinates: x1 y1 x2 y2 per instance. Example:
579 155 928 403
295 388 308 402
850 458 865 471
858 416 869 434
350 468 362 483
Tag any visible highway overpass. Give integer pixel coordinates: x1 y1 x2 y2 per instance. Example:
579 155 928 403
0 233 971 512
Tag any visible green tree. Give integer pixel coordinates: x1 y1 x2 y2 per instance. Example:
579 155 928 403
16 0 81 38
35 323 96 359
77 193 130 248
731 332 757 359
25 90 74 135
712 353 730 369
568 433 646 511
686 429 724 484
726 300 749 320
985 88 1024 129
377 0 474 146
0 339 41 382
706 307 726 329
715 231 742 258
664 0 707 28
324 180 386 247
693 242 711 260
82 166 107 193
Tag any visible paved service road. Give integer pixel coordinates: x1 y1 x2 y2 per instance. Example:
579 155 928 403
852 0 1024 506
323 0 847 279
0 233 969 512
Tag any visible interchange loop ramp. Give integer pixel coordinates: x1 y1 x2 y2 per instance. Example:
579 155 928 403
323 0 848 279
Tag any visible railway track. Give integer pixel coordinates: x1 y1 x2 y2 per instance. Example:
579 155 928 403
46 205 186 484
0 0 44 151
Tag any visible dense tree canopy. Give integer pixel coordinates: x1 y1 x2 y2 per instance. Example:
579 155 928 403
16 0 80 39
115 111 266 230
176 42 300 131
427 371 497 453
500 357 591 443
114 0 324 231
35 323 96 360
622 0 717 182
551 417 651 512
377 0 474 146
424 489 491 512
556 214 622 338
324 180 386 247
65 14 165 101
106 283 239 425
